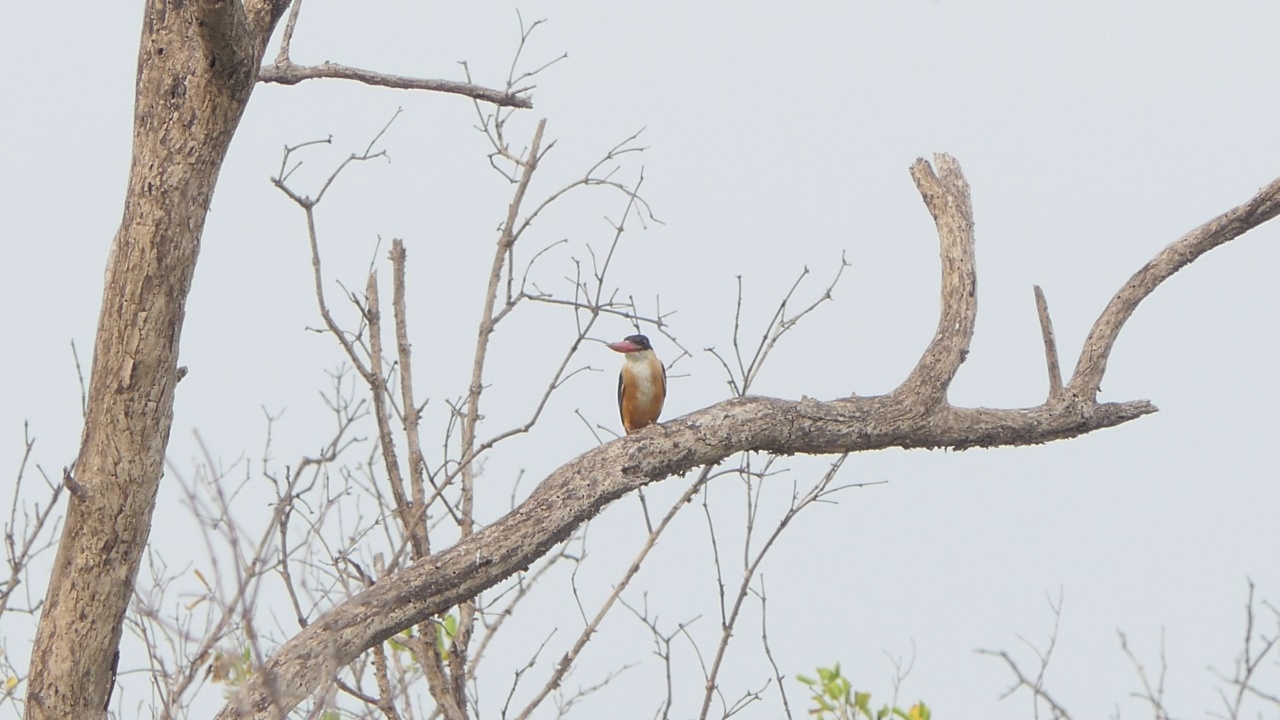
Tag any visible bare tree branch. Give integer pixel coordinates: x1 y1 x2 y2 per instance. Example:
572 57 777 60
389 240 431 553
514 467 715 720
1211 580 1280 720
259 61 532 108
217 156 1280 718
272 0 304 65
698 455 848 720
0 427 63 619
895 156 977 407
754 582 794 720
1069 173 1280 398
1119 630 1171 720
258 1 531 108
1034 285 1064 401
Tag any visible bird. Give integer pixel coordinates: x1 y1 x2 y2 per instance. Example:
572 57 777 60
606 334 666 435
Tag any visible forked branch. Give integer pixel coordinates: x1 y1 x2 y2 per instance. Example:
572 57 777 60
258 1 532 109
259 61 532 108
217 156 1280 719
1068 173 1280 398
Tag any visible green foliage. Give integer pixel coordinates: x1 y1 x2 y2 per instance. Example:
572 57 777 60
435 613 459 660
210 646 254 690
797 664 930 720
386 627 414 654
383 613 459 661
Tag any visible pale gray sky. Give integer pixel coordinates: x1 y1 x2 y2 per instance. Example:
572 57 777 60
2 2 1279 718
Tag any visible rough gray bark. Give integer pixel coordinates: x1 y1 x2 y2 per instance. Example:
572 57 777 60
21 2 526 717
25 3 291 718
214 159 1280 718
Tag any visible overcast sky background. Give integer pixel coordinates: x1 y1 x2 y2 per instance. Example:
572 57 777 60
3 2 1279 718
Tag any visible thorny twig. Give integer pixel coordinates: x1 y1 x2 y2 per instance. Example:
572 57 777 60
707 256 849 397
978 591 1073 720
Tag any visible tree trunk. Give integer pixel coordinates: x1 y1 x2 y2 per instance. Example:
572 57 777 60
25 2 286 718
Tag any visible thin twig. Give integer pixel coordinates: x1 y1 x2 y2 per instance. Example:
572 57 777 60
754 580 794 720
978 591 1072 720
514 467 717 720
698 455 850 720
1 426 65 617
259 61 532 108
1118 630 1171 720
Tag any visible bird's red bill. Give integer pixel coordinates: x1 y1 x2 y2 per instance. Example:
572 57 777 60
608 340 643 353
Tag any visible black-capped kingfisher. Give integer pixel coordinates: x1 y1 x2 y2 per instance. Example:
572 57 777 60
607 334 666 434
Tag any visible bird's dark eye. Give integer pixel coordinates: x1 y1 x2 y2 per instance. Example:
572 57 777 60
626 334 650 349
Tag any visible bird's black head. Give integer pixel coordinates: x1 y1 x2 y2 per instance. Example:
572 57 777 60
607 334 655 354
623 334 652 350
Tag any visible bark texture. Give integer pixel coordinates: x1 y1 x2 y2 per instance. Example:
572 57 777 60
25 2 289 718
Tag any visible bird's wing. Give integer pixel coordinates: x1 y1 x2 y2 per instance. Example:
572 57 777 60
616 369 626 426
660 362 667 412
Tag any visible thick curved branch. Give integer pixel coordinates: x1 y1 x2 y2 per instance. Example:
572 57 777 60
217 393 1155 718
217 157 1280 719
896 155 978 407
258 60 533 108
1069 174 1280 398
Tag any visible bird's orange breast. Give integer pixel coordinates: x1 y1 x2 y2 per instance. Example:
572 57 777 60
619 355 665 434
